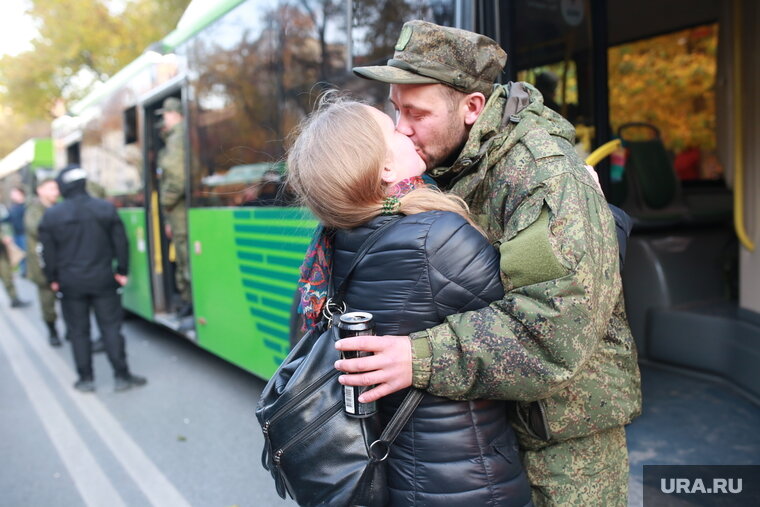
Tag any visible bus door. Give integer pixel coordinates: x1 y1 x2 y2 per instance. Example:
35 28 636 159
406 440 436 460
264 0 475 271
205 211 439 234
142 91 188 330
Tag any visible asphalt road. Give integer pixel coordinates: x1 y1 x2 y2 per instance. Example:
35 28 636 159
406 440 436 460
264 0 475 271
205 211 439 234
0 278 296 507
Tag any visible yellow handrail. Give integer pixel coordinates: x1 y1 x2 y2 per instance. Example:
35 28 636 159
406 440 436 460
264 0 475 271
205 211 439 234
585 139 622 167
732 0 755 251
151 190 164 273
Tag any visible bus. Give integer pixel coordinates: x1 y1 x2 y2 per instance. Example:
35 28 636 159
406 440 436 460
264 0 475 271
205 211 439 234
34 0 759 501
0 138 54 199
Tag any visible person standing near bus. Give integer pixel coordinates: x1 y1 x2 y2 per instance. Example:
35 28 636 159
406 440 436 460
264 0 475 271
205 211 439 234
39 164 146 392
338 21 641 506
25 177 62 346
8 187 27 276
0 211 29 308
156 97 192 317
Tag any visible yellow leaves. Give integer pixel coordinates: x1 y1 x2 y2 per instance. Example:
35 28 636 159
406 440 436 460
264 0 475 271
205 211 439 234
608 23 718 153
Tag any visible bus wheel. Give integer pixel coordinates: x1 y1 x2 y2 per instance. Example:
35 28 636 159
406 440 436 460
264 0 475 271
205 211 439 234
289 290 306 348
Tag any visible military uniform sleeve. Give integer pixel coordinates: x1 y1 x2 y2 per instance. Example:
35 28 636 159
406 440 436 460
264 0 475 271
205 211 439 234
110 207 129 276
38 211 58 283
23 204 42 243
410 169 622 402
159 130 186 210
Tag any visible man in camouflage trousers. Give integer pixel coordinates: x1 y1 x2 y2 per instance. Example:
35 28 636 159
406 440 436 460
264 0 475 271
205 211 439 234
25 178 62 345
156 97 192 315
1 217 28 308
337 21 642 506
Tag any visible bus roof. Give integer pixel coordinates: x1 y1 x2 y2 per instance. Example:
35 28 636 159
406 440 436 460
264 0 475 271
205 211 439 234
0 138 54 179
67 0 246 117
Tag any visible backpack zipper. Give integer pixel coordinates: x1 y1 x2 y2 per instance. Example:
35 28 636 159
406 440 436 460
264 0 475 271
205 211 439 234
265 368 340 432
272 400 343 467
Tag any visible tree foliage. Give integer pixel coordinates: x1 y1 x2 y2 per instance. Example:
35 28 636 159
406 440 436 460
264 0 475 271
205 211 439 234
0 0 190 157
608 24 718 153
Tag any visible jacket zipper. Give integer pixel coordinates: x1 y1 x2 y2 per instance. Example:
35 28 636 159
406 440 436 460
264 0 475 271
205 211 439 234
273 400 344 467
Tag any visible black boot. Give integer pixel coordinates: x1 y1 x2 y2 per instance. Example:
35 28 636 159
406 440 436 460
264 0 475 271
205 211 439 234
11 298 30 308
47 321 62 347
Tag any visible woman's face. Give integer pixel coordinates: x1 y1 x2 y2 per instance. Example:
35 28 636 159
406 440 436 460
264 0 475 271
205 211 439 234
364 105 425 187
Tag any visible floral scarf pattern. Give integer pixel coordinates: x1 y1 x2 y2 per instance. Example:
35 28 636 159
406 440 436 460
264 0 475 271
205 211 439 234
297 176 427 330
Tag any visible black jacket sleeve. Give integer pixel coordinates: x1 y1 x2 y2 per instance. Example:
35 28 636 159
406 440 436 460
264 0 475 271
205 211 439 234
608 204 633 271
38 211 57 283
110 207 129 276
425 213 505 320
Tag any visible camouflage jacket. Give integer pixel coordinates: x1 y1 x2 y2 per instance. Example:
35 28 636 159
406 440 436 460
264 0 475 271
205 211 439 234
409 82 642 445
158 122 187 223
23 198 48 286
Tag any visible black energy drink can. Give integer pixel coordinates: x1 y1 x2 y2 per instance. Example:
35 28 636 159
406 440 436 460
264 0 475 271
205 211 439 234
337 312 377 418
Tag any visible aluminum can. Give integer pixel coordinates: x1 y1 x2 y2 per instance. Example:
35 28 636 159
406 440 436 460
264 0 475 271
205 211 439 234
336 312 377 418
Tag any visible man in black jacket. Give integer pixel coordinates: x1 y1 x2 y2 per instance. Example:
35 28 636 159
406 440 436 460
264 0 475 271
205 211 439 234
39 165 146 393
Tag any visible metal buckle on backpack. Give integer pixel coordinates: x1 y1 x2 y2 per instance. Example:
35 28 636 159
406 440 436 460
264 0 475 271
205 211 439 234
322 298 346 326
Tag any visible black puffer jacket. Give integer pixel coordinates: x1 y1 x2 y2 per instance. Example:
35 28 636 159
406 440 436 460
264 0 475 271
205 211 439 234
333 211 532 507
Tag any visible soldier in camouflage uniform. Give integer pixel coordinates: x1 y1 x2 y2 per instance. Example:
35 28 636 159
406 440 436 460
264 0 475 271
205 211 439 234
156 97 192 314
337 20 642 506
25 178 62 345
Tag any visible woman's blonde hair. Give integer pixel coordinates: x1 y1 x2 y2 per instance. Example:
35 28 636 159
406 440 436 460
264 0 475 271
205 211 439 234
287 94 478 231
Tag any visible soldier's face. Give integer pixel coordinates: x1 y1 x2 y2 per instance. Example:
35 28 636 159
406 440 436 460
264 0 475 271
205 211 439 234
37 181 59 206
390 83 470 170
364 105 425 186
162 111 182 130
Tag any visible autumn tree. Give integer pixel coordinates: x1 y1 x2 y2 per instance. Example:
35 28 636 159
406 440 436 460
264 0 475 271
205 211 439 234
608 24 718 153
0 0 190 157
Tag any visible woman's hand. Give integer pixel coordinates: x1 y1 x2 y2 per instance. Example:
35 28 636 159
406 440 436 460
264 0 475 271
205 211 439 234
335 335 413 403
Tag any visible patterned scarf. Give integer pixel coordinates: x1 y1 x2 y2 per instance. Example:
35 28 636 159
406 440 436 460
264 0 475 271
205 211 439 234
297 176 427 330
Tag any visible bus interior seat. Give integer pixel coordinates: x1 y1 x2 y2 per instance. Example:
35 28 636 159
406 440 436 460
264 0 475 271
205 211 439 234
617 122 690 227
616 122 732 228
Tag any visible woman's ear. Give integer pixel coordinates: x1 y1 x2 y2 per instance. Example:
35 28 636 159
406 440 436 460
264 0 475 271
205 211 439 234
381 165 397 184
463 92 486 126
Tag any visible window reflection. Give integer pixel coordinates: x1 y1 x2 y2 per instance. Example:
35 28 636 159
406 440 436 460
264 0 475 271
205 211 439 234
188 0 348 207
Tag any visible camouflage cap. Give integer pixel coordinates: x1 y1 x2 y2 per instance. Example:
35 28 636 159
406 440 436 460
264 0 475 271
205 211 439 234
353 20 507 96
155 96 182 115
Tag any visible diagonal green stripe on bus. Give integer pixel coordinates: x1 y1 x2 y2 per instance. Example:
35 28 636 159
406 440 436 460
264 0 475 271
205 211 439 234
237 260 299 278
242 278 294 299
234 237 309 252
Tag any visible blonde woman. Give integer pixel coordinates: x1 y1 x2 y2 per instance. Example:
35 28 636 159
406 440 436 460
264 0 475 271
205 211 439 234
289 96 532 506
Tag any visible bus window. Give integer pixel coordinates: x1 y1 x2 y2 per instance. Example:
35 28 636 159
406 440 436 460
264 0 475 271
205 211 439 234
124 106 138 145
66 141 81 166
509 0 597 159
187 0 349 207
609 24 720 184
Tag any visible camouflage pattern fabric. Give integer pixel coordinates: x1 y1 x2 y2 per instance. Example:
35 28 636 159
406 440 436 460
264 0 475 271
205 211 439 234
353 20 506 96
157 122 190 301
0 222 18 300
24 198 57 322
408 82 641 502
522 426 628 506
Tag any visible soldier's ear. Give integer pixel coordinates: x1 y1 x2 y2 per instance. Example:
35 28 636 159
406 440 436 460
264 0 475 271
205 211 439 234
462 92 486 126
